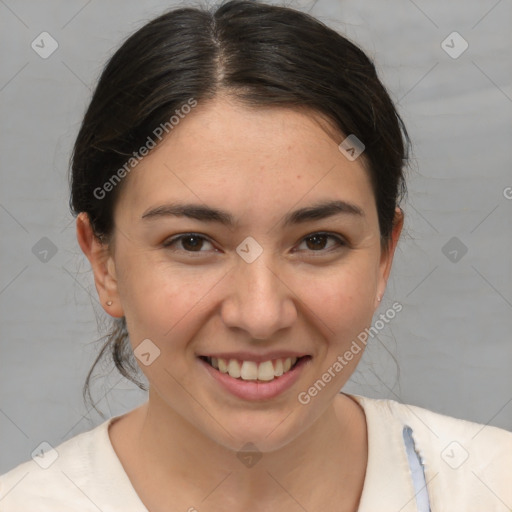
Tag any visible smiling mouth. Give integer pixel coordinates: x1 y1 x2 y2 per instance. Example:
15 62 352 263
199 355 310 382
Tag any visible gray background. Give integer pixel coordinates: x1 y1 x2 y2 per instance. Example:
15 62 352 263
1 0 511 473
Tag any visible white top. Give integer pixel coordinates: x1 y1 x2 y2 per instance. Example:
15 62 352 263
1 395 511 511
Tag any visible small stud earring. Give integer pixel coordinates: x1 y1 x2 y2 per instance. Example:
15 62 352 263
377 296 381 302
106 300 113 306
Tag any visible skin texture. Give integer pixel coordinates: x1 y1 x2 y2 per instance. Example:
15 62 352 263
77 96 403 511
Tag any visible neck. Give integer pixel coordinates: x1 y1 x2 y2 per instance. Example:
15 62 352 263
117 391 367 511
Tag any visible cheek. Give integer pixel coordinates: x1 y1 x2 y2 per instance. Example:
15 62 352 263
301 258 379 338
116 244 379 368
116 254 226 350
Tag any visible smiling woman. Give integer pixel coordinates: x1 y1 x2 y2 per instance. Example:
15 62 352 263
1 1 511 511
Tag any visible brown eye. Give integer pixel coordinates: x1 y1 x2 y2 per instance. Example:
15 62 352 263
297 232 345 252
305 234 328 250
163 234 214 252
181 235 204 251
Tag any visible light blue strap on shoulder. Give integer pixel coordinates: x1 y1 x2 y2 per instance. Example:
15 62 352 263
402 425 431 512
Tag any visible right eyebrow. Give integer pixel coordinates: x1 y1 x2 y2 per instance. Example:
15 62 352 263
141 203 236 226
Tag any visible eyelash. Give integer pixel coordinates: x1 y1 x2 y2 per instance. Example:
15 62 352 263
162 232 347 255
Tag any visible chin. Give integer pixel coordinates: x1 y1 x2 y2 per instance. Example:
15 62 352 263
206 407 314 454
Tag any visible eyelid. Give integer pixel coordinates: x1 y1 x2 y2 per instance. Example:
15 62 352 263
162 233 217 252
293 232 347 253
163 231 347 254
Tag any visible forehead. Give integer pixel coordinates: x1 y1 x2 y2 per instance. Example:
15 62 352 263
114 97 376 224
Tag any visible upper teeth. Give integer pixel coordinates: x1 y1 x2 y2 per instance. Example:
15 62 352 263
208 357 298 381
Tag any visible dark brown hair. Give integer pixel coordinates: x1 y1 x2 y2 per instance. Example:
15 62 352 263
69 0 410 415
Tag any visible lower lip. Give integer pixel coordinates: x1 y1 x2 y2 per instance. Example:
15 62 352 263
198 357 310 401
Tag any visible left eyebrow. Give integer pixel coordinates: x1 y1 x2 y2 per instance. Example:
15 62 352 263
140 199 364 227
282 199 364 227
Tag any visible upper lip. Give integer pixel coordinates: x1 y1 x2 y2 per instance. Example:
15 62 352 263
198 351 311 363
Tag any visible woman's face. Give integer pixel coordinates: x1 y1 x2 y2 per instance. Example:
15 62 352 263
82 96 402 452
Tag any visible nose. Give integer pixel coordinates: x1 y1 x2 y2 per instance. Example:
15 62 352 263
220 254 297 340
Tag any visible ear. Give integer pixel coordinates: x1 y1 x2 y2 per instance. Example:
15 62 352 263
75 212 124 318
375 207 404 308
